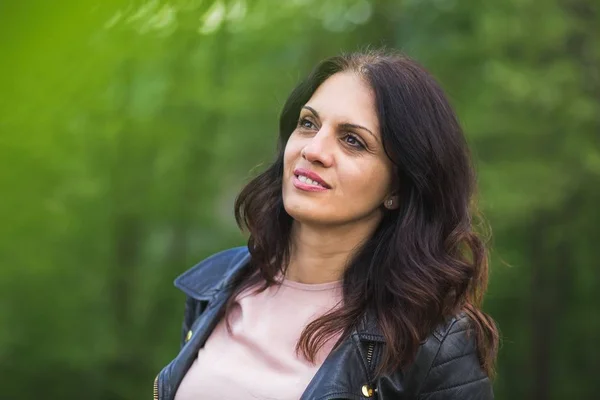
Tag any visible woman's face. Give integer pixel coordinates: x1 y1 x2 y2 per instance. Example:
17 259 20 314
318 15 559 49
282 71 397 228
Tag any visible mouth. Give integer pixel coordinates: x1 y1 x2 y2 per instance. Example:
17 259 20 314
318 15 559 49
293 168 331 191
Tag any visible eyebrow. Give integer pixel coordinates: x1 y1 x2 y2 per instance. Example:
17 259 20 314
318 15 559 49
302 105 378 142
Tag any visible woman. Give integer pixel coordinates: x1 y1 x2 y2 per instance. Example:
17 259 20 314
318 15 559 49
154 49 499 400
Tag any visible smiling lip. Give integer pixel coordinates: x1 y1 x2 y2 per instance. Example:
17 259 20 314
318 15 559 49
293 168 331 191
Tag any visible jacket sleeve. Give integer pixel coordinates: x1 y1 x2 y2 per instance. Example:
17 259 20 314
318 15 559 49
417 316 494 400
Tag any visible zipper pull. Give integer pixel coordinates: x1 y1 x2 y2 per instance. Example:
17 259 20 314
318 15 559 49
361 384 375 397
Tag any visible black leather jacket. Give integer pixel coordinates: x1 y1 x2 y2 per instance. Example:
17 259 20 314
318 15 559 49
154 247 494 400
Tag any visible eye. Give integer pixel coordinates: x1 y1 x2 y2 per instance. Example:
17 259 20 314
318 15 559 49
298 117 316 130
343 133 365 149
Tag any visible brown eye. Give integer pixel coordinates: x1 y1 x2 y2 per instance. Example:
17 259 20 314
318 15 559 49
344 133 365 149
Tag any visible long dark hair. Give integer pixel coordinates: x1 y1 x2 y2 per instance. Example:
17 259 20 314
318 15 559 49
229 49 499 377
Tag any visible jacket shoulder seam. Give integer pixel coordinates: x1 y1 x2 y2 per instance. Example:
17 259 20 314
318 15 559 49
430 350 476 369
446 327 469 338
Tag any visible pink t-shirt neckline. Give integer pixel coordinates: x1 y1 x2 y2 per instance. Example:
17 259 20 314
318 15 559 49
279 277 342 291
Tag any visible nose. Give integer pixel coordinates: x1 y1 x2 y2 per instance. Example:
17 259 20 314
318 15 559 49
301 128 334 167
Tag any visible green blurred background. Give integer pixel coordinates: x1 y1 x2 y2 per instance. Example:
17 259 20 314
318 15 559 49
0 0 598 399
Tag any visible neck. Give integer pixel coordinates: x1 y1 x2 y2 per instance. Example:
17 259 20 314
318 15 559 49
286 218 381 284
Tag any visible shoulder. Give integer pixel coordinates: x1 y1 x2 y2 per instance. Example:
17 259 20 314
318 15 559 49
431 312 478 353
173 246 250 300
414 313 493 399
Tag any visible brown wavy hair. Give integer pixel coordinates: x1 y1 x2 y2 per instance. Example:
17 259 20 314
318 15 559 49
227 49 499 377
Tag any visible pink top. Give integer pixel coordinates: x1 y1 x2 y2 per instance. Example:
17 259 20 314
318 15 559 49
174 277 343 400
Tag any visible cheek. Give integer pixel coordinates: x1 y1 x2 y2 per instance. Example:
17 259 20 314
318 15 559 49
339 160 393 201
283 134 302 169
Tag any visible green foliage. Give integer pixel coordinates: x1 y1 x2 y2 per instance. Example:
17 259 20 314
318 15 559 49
0 0 598 398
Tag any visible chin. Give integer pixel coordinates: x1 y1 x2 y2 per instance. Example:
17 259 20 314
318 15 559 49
283 197 327 224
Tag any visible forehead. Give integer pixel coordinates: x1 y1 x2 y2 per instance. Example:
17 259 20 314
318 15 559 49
305 72 380 133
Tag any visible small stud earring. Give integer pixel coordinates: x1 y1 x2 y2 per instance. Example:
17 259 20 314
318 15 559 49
385 199 393 208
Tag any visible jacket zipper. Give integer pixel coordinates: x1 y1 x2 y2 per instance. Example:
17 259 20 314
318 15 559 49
364 342 376 398
153 374 159 400
366 342 375 367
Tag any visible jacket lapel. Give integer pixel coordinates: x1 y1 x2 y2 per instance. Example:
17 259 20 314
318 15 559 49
160 247 251 399
174 246 251 301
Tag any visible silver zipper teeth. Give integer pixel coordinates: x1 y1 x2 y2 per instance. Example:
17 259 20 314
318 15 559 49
366 342 375 366
153 374 159 400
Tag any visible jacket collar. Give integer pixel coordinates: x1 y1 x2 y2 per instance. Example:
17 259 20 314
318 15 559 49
174 246 251 301
174 246 385 342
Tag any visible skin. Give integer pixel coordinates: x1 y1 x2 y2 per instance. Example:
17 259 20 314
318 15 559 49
282 71 399 284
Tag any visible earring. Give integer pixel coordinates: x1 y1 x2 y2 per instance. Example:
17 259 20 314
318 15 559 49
385 199 393 208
